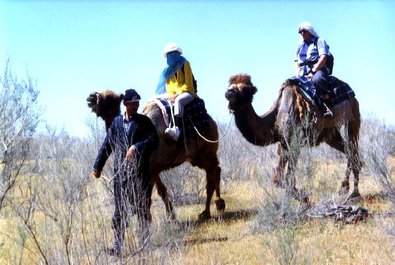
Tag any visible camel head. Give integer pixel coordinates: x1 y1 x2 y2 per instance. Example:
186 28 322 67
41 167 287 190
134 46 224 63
86 90 124 131
225 74 257 111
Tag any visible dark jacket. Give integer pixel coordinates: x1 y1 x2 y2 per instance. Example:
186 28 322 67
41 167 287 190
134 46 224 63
93 113 159 176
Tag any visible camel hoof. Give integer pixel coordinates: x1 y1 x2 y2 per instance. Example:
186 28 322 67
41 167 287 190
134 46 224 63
295 192 310 204
339 181 350 195
272 173 283 188
215 199 226 212
198 211 211 221
345 191 361 201
289 188 309 203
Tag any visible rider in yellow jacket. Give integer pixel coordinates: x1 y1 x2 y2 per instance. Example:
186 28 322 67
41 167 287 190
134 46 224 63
165 60 196 98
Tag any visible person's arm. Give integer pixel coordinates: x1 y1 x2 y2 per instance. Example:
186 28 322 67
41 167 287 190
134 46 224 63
91 120 116 177
311 37 329 75
173 61 195 95
311 54 327 74
294 44 302 76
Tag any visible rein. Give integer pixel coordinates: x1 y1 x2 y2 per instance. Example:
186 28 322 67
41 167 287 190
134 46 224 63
189 114 233 144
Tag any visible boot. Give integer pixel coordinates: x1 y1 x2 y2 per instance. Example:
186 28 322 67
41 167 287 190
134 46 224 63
314 96 333 118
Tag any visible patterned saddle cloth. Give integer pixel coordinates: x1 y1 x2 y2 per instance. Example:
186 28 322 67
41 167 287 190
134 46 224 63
154 97 211 138
289 76 355 107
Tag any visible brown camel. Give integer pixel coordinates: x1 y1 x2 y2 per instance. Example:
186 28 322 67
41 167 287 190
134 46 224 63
87 90 225 219
225 74 361 202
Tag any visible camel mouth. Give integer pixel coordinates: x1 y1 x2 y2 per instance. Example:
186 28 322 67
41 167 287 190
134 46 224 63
225 89 239 111
86 93 99 111
225 88 237 101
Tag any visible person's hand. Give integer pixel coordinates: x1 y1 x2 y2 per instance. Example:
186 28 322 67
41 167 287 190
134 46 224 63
168 94 177 102
126 145 136 162
91 170 101 178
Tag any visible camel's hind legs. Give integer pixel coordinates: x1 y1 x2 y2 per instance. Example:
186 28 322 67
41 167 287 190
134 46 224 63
153 174 176 220
344 120 362 199
326 126 361 199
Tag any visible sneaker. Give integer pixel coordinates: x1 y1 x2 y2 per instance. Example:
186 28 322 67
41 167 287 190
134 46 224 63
164 126 180 141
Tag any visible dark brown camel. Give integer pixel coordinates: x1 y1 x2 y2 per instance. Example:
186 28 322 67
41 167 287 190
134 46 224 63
87 90 225 219
225 74 361 202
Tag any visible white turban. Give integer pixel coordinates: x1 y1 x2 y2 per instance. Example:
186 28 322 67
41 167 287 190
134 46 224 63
298 22 319 37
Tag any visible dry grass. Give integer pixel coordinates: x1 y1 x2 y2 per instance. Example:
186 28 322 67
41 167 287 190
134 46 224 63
1 121 395 264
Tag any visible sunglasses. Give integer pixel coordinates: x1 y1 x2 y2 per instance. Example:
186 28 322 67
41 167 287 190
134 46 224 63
299 29 307 34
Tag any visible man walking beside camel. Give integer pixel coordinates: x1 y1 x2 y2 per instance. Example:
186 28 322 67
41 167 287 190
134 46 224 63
91 88 159 256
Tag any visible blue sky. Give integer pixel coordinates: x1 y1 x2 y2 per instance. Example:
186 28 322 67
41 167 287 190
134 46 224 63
1 0 394 137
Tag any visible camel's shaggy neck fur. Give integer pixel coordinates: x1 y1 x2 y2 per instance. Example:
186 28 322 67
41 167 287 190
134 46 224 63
226 74 281 146
233 104 279 146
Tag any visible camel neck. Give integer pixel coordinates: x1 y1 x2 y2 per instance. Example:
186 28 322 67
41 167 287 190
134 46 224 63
233 104 278 146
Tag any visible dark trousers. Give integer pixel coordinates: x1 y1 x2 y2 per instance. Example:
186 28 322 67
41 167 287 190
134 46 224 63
112 165 152 247
311 69 330 111
311 69 329 98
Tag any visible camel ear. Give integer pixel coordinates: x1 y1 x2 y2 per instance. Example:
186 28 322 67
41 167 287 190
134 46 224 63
120 93 124 101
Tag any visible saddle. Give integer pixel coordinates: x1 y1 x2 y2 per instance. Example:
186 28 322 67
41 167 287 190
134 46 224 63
290 76 355 108
154 97 211 139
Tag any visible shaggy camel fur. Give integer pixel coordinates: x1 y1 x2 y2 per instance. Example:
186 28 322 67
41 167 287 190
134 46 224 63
225 74 361 202
87 90 225 219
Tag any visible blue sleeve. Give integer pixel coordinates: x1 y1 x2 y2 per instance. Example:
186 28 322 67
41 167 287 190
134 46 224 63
316 38 329 56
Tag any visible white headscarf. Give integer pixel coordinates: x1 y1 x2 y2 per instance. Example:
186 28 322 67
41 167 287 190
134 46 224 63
298 22 319 37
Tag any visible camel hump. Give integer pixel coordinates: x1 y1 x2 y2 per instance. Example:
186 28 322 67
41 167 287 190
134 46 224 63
143 97 211 138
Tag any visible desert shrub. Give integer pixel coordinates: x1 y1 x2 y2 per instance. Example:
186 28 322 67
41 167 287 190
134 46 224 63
160 164 205 206
0 61 41 210
218 121 277 185
360 116 395 238
360 116 394 199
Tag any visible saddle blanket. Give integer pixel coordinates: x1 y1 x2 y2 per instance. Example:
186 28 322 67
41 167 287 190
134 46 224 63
153 97 211 138
289 76 355 107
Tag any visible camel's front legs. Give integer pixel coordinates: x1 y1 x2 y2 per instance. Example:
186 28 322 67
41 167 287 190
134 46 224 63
272 143 288 187
275 143 309 203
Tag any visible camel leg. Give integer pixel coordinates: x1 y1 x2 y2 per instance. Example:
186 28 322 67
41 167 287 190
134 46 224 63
272 143 288 187
153 173 176 220
326 125 361 198
346 121 361 198
198 159 225 220
325 129 351 195
213 166 225 212
284 146 309 203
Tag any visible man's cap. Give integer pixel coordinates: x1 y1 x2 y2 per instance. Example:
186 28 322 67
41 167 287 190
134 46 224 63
123 89 141 102
162 43 183 57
